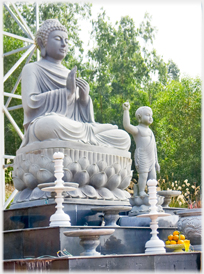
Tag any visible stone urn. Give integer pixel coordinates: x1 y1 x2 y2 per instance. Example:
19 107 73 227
176 208 202 251
157 190 181 207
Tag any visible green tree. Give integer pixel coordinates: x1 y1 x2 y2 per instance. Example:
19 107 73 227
152 77 201 188
167 59 180 81
88 11 170 124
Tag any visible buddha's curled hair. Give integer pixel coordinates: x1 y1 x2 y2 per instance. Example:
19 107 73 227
35 19 68 49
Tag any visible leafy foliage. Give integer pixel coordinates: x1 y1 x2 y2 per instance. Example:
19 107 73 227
152 77 201 187
167 59 180 81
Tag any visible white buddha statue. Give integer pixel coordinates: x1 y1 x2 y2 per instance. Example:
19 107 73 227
21 19 131 151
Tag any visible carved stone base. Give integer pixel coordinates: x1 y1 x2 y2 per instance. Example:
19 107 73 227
12 140 132 206
129 195 164 216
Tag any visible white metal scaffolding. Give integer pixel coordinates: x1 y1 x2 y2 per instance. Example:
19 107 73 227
1 2 39 207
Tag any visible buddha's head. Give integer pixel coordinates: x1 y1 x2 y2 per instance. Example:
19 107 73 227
35 19 68 61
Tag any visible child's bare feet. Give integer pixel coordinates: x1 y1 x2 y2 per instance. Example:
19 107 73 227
139 191 148 197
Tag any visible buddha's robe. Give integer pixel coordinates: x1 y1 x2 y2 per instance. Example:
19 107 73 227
21 59 131 150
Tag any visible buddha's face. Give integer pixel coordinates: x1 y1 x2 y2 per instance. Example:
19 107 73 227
45 30 68 61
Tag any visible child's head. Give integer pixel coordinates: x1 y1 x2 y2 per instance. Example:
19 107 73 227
135 106 153 125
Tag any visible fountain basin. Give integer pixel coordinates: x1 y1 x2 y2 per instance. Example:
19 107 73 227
157 190 181 207
64 229 115 256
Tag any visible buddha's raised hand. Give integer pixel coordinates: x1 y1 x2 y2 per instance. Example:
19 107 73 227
76 78 90 104
66 66 77 95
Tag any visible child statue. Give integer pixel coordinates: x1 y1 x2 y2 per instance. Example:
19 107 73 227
123 101 160 197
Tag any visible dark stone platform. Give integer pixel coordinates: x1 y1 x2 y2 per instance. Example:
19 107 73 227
4 226 177 260
4 201 130 230
4 202 184 231
119 214 179 227
4 252 201 271
4 204 201 272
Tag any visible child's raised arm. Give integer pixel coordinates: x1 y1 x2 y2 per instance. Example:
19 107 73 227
123 102 138 136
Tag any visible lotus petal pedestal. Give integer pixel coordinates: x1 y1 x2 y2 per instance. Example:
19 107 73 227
12 140 132 206
64 229 115 256
91 206 132 226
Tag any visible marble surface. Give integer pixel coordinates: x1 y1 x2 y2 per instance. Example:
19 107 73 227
64 228 115 237
91 206 132 213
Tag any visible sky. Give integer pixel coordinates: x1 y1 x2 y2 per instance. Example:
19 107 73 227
1 0 202 79
80 0 202 79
